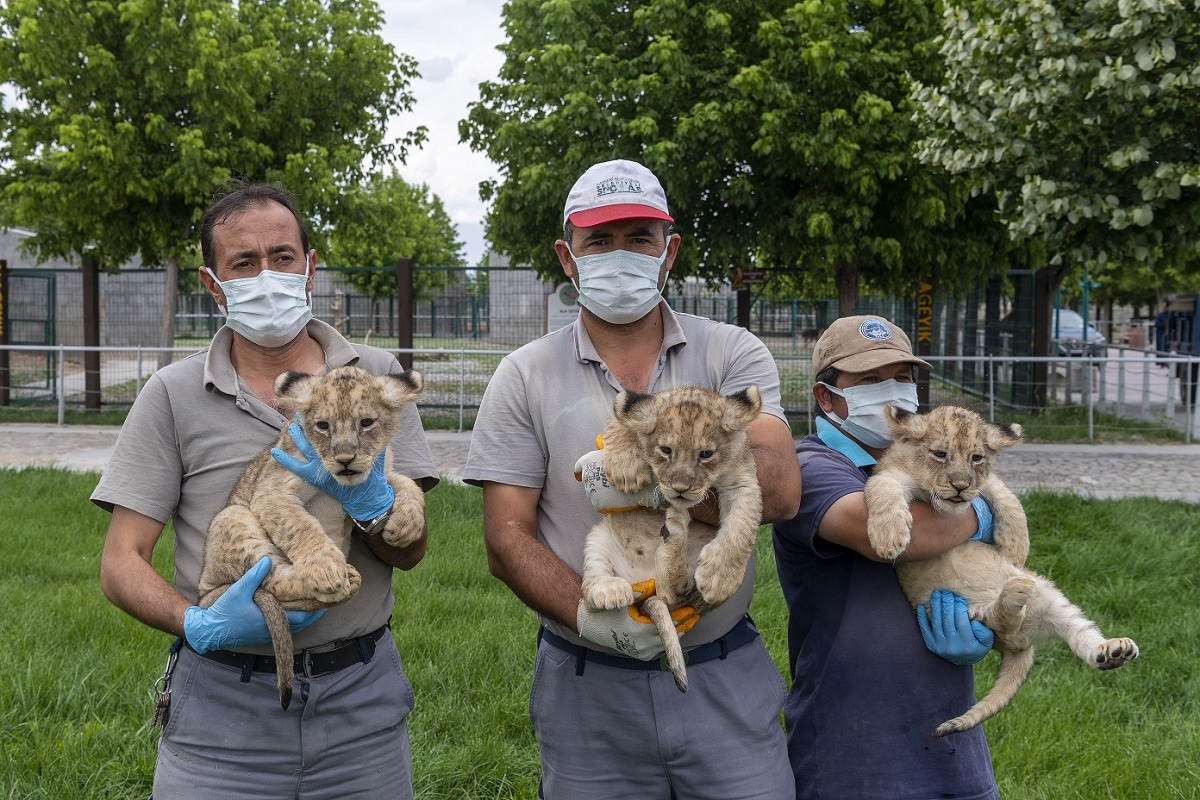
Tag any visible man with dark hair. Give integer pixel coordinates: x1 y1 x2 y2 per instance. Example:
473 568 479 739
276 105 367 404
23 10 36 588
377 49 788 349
774 315 999 800
92 180 437 798
463 159 801 798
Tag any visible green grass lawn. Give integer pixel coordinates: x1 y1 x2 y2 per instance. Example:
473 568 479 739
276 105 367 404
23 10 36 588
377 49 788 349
0 473 1195 799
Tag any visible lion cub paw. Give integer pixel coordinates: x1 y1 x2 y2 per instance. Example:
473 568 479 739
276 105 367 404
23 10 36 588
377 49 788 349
604 449 652 495
694 542 746 608
1094 638 1139 671
584 577 635 610
866 508 913 562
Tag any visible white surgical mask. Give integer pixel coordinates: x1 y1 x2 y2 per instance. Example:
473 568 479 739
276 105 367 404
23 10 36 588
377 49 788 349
568 245 668 325
820 379 919 449
207 263 313 348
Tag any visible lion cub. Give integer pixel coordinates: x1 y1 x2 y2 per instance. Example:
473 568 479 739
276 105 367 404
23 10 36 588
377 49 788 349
864 404 1138 737
581 385 763 692
196 365 426 709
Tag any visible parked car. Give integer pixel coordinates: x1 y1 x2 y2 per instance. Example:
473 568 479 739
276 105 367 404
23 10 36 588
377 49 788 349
1053 308 1107 357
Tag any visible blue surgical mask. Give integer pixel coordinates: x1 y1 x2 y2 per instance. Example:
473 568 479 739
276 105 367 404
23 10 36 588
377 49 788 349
207 263 313 348
568 245 668 325
820 379 919 449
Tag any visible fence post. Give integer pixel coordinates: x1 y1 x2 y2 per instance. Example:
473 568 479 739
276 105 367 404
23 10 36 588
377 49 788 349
0 259 8 407
395 257 414 371
82 256 102 411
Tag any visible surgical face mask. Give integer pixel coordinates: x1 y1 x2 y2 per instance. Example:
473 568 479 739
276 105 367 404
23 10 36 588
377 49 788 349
206 262 313 348
820 378 919 449
567 245 668 325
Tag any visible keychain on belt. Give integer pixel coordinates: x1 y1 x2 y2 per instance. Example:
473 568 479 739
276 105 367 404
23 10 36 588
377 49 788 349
151 638 184 730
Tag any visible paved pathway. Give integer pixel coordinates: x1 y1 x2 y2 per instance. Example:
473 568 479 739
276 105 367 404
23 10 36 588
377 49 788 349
1 423 1198 503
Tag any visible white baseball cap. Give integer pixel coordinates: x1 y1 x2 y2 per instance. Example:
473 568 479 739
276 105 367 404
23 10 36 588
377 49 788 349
563 159 674 228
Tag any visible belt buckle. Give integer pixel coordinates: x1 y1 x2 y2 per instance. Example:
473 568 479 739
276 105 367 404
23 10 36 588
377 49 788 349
301 648 314 678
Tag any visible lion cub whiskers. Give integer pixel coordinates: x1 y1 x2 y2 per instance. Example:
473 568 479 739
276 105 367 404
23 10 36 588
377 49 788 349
581 385 763 692
864 404 1139 737
196 365 427 709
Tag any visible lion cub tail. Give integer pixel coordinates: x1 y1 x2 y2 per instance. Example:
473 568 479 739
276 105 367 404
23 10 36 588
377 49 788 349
933 646 1034 737
640 596 688 693
255 589 295 710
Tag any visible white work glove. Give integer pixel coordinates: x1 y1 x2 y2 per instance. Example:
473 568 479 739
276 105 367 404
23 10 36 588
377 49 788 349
576 580 699 660
573 447 663 514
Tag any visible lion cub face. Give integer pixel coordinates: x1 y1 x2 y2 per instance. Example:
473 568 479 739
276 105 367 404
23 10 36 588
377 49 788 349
273 365 424 485
614 386 762 506
882 404 1022 514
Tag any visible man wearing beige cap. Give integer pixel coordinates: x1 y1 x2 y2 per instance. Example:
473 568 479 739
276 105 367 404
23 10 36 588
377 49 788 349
772 315 1000 800
464 159 800 798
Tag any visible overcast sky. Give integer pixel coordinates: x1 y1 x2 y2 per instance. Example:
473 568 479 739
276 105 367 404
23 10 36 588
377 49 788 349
377 0 507 266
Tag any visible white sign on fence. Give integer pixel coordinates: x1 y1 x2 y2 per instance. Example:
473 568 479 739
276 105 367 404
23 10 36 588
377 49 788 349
546 282 580 333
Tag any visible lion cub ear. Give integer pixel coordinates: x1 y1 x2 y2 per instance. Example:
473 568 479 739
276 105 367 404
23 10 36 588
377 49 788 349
613 390 658 434
721 385 762 432
883 405 922 439
274 371 319 408
380 369 424 407
985 421 1024 451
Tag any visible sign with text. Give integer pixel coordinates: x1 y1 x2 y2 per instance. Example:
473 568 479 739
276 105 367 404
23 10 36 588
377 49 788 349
547 282 580 333
916 274 934 408
731 267 766 286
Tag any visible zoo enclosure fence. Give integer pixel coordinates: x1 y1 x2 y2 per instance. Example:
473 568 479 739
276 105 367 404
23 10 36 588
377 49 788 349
3 343 1197 443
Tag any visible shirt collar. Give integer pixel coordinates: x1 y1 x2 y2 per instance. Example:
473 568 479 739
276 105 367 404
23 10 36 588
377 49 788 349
203 319 358 394
571 301 686 364
816 417 877 468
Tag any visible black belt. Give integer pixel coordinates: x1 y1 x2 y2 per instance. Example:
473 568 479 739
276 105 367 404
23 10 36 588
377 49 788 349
539 617 759 676
191 624 388 682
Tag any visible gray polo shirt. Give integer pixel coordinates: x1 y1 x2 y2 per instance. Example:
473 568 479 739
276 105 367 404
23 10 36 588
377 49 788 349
91 320 438 652
462 304 785 654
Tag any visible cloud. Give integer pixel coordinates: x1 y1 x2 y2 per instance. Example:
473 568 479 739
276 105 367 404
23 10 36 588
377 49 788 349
377 1 506 265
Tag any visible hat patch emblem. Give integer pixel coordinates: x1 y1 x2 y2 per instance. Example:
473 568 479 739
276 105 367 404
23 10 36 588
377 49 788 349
859 319 892 341
596 177 643 197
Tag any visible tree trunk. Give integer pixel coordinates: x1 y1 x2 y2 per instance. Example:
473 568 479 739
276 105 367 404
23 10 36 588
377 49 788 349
158 257 179 370
834 257 860 317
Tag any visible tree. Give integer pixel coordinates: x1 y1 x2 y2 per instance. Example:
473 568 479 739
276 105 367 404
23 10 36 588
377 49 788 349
462 0 1012 314
325 169 466 300
0 0 425 363
912 0 1200 295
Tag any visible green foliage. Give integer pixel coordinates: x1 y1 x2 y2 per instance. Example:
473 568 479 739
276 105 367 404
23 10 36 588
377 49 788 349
462 0 1012 311
913 0 1200 276
0 0 425 269
325 169 466 300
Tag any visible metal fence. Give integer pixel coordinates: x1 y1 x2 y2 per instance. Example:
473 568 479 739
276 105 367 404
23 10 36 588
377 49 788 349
4 342 1197 442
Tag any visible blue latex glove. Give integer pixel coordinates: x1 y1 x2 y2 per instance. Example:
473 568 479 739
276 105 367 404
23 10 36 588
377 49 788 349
968 495 994 544
916 589 994 666
271 418 394 521
183 557 325 654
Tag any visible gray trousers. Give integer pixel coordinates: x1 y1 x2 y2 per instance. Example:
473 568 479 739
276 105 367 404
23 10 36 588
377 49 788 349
153 630 415 799
531 630 795 799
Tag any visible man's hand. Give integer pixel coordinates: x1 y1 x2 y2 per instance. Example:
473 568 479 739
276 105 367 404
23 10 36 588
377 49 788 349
968 495 995 544
271 418 394 521
183 557 325 654
625 579 700 634
574 449 663 514
916 589 994 666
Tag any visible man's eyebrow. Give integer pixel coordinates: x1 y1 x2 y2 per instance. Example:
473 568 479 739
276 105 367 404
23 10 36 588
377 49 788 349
226 243 298 261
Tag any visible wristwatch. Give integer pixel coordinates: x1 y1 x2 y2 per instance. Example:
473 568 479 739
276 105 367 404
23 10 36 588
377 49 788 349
353 511 391 537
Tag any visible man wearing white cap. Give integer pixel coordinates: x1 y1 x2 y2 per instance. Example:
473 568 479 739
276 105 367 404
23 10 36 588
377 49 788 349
464 159 800 798
773 316 1000 800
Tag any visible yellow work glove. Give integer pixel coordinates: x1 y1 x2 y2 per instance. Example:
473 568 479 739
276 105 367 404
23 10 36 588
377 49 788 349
627 579 701 635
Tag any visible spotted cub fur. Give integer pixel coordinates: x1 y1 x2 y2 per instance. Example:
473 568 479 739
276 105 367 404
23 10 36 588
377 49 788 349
582 385 763 691
196 365 426 709
865 404 1138 737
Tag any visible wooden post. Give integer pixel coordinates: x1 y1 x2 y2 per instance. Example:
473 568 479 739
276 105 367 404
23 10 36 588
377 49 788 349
0 259 8 406
916 274 934 409
394 257 414 371
82 256 102 411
